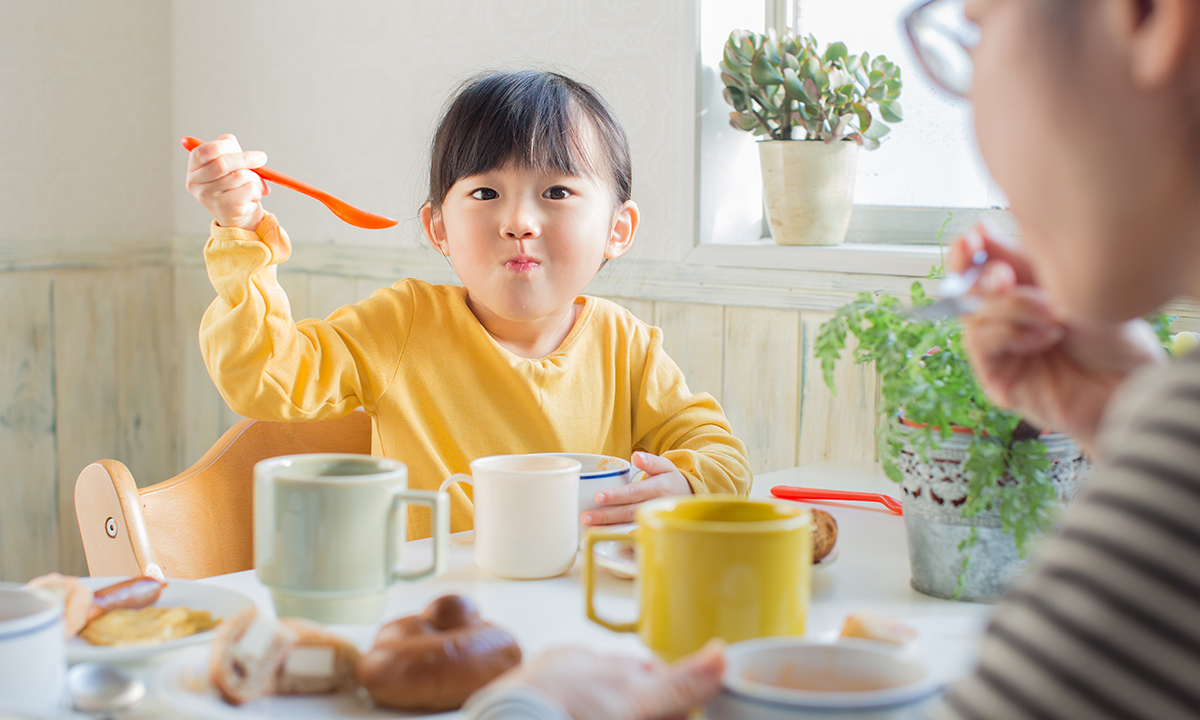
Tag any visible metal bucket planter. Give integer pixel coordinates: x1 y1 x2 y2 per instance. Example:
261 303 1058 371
897 427 1085 602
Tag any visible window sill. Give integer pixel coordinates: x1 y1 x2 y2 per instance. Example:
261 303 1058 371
685 241 946 278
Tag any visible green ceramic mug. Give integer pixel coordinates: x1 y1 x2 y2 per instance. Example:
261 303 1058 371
254 453 449 623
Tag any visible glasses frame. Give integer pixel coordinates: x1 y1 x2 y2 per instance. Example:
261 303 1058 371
903 0 976 99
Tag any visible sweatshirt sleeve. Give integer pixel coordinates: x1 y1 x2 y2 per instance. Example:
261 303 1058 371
199 213 412 420
632 326 753 496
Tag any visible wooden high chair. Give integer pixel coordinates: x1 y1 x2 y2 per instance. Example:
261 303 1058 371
75 412 372 580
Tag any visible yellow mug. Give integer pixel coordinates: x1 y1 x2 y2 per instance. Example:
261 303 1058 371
584 495 812 661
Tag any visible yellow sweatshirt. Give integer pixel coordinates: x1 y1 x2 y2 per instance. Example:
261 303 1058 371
200 214 753 538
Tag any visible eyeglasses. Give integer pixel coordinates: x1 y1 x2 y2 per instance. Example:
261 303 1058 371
904 0 979 98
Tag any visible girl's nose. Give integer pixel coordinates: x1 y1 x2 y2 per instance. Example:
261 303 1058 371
500 201 540 240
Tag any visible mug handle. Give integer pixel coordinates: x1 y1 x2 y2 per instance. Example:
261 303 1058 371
388 487 449 581
438 473 475 546
583 528 639 633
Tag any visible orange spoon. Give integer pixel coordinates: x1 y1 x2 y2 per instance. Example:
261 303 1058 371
771 486 904 515
180 136 397 230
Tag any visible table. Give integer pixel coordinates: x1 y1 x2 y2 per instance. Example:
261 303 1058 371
65 461 994 719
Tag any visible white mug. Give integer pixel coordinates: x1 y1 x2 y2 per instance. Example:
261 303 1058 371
255 454 450 623
440 455 581 579
0 585 65 717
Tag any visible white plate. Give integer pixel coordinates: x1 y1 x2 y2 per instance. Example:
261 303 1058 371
589 525 840 580
156 646 455 719
68 577 254 663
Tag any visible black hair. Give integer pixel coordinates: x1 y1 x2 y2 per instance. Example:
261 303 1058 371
427 70 632 212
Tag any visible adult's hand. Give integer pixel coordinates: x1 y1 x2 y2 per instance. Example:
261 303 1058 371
949 226 1166 453
487 642 725 720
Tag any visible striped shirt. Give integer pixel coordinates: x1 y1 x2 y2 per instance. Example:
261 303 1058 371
941 351 1200 720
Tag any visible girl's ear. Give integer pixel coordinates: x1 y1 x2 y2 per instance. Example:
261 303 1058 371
420 202 450 256
604 200 639 260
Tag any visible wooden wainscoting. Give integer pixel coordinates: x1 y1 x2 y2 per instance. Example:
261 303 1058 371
0 264 179 581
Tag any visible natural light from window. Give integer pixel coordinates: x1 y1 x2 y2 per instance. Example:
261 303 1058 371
699 0 1008 246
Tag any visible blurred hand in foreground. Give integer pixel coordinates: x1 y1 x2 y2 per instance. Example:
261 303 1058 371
949 225 1166 453
485 641 725 720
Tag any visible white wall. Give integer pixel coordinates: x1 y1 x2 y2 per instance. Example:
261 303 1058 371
170 0 700 262
0 0 173 243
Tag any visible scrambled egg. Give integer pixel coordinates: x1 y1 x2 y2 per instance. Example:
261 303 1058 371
80 607 219 646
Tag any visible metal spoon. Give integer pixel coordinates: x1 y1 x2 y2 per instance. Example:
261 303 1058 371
911 248 988 320
67 663 146 719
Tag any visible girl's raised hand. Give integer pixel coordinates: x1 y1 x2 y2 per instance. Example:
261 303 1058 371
582 451 693 526
950 226 1165 454
184 134 270 231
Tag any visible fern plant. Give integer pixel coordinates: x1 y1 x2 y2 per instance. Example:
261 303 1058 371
815 277 1175 565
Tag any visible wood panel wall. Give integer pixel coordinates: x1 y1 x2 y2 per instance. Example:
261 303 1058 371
6 251 1198 581
1 264 178 582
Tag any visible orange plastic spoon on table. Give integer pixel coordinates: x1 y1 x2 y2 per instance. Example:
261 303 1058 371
770 486 904 515
180 136 397 230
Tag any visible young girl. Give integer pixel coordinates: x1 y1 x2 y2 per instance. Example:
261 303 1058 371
185 70 752 538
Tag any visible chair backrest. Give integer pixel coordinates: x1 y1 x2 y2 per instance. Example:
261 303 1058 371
75 412 373 579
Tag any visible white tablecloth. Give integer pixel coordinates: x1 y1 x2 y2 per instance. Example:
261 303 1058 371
61 461 994 719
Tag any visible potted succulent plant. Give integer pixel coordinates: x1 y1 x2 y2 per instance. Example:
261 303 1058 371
720 30 902 245
815 263 1175 601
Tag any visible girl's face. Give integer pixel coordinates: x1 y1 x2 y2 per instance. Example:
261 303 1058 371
968 0 1200 322
424 160 637 328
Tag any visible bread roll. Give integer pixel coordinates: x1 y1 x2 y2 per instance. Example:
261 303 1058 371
210 607 297 705
358 595 522 712
276 617 360 695
811 509 838 563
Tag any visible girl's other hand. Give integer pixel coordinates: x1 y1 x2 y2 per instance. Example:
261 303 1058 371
582 451 693 526
184 133 270 231
949 226 1166 453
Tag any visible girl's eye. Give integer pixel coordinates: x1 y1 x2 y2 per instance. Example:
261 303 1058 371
544 186 573 200
470 188 498 200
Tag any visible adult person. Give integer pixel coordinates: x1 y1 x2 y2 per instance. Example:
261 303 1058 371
932 0 1200 717
468 0 1200 717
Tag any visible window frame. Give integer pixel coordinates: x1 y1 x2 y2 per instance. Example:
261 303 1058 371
693 0 1014 269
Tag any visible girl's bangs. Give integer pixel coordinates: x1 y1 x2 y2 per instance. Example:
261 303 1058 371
431 71 628 208
455 88 598 181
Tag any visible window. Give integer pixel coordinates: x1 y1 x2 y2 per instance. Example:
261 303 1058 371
698 0 1010 247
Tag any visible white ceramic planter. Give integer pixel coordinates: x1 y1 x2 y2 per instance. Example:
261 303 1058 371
758 139 858 246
